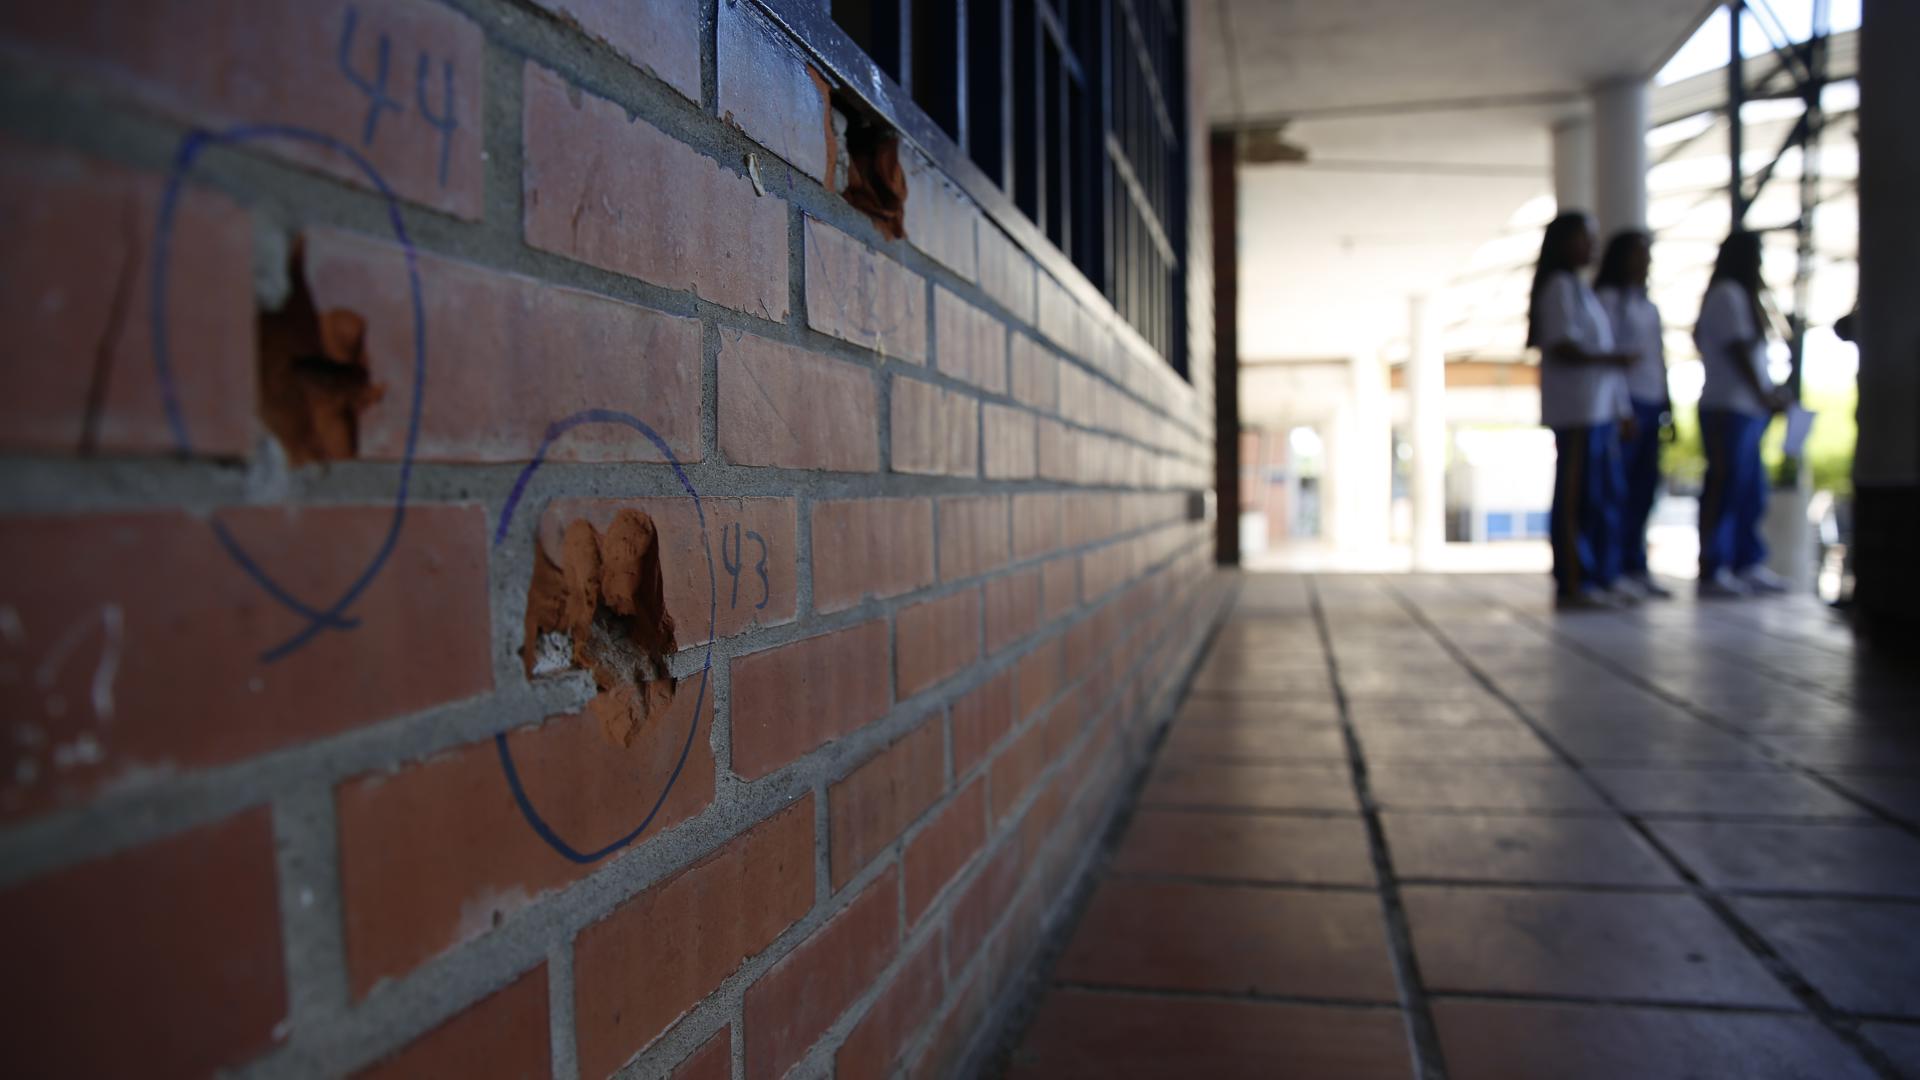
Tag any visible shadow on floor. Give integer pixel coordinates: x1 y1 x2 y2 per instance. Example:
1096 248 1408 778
992 573 1920 1080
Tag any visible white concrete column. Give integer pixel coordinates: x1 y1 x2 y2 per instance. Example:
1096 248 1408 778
1407 295 1447 569
1551 117 1593 214
1593 77 1650 241
1346 348 1394 555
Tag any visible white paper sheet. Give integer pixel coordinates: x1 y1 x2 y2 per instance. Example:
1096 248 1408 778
1783 404 1817 459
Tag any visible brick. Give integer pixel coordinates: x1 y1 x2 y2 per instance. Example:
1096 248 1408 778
951 670 1015 777
829 717 945 887
976 224 1035 324
1035 273 1081 351
732 621 891 779
719 330 880 472
983 404 1038 480
989 719 1049 823
1042 691 1087 759
1012 493 1062 561
891 378 978 476
0 507 491 823
804 217 928 362
1063 620 1097 686
574 797 815 1079
985 569 1044 653
948 839 1021 968
0 143 252 456
718 0 831 181
670 1027 733 1080
302 228 701 464
538 497 798 643
355 967 550 1080
897 590 981 697
933 286 1007 393
1009 334 1059 412
904 779 987 924
743 869 900 1080
1038 417 1079 481
530 0 699 100
524 64 788 318
837 935 944 1080
1017 773 1069 876
1041 557 1079 621
1063 493 1117 547
938 496 1010 583
909 969 987 1080
1018 637 1065 721
1082 541 1135 600
0 811 284 1077
0 0 484 216
988 886 1048 997
337 693 715 995
812 498 935 614
902 149 980 279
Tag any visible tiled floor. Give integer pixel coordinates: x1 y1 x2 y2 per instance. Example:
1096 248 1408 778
1003 574 1920 1080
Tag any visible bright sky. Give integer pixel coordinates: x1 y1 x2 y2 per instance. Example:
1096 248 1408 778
1657 0 1862 84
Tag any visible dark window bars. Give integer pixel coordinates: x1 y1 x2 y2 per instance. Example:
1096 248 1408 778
828 0 1189 374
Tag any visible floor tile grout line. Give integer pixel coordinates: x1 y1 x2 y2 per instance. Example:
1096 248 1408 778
1450 578 1920 842
1306 576 1452 1080
1049 979 1406 1011
1420 988 1811 1016
1387 580 1907 1080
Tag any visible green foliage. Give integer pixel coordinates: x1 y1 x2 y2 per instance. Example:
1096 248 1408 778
1660 386 1857 495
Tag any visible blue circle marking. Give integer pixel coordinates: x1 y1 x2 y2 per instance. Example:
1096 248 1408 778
153 124 427 662
491 410 716 864
156 130 701 863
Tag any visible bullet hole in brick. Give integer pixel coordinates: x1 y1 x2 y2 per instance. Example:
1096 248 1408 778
841 116 908 241
257 239 386 464
523 509 678 750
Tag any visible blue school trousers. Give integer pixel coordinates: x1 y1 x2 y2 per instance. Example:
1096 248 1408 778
1550 423 1624 597
1698 408 1770 578
1620 398 1667 577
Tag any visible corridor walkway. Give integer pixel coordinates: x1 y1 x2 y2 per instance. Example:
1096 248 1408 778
1004 574 1920 1079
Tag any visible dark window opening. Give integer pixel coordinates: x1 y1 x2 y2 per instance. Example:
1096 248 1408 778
830 0 1189 377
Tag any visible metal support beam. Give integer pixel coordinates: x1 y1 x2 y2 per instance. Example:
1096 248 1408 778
1729 0 1747 225
1210 132 1241 566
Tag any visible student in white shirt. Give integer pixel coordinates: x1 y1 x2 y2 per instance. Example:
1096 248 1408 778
1594 230 1674 599
1530 212 1637 609
1692 230 1790 597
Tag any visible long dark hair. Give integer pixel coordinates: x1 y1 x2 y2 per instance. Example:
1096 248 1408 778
1593 230 1652 292
1528 212 1591 348
1704 230 1770 338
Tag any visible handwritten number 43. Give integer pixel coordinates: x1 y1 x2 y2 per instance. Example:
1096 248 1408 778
338 5 457 187
720 524 770 612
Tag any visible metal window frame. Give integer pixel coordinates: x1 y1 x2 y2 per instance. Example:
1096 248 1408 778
754 0 1190 378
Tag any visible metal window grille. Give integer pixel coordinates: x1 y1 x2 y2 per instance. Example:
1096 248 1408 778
830 0 1189 373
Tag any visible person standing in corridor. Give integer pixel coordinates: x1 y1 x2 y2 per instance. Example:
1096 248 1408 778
1693 230 1791 597
1530 212 1637 610
1595 230 1674 599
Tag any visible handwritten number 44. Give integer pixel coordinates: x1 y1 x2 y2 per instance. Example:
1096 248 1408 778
338 5 458 187
720 524 771 612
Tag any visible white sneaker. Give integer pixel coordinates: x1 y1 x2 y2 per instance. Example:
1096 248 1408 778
1556 589 1615 611
1624 573 1674 599
1698 569 1751 599
1599 585 1641 607
1739 565 1790 594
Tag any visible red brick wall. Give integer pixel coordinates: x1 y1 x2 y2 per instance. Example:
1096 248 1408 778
0 1 1227 1077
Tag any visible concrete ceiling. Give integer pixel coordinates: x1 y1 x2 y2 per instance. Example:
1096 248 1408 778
1195 0 1721 366
1200 0 1721 126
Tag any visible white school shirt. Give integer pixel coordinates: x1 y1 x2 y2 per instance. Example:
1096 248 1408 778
1536 270 1626 428
1596 285 1668 406
1693 279 1775 416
